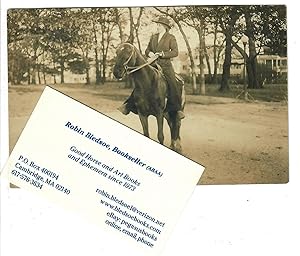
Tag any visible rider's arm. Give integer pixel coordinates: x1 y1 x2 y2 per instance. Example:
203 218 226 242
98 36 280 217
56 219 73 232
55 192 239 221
160 34 178 59
145 35 154 57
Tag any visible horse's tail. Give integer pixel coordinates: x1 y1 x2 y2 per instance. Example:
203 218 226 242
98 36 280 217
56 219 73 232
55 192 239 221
175 73 185 85
181 84 186 110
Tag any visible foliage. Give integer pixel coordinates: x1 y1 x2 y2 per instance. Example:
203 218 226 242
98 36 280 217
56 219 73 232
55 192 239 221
8 47 31 83
184 82 287 102
7 6 287 87
68 53 92 74
247 5 287 56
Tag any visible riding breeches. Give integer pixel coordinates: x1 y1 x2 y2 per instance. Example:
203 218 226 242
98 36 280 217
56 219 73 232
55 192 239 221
159 64 182 112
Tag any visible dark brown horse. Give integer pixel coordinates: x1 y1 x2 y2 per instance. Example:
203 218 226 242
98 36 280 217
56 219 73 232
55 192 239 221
113 43 185 153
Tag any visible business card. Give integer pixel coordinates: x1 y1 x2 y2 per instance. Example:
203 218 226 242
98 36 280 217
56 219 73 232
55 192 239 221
1 86 204 256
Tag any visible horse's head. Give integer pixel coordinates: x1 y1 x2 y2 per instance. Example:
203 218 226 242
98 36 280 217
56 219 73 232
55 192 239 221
113 43 136 79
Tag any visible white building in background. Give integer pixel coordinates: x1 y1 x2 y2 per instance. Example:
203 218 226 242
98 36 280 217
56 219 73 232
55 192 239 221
257 54 287 75
44 60 115 85
172 48 224 76
228 54 288 79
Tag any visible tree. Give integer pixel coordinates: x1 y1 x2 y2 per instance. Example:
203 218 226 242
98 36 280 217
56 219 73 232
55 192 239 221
44 9 80 84
185 6 210 94
21 34 45 84
232 6 261 89
8 46 30 84
89 8 103 85
71 9 95 84
114 8 127 43
217 6 242 92
261 5 287 56
96 8 118 84
7 9 31 44
7 9 49 85
128 7 144 53
201 10 225 84
230 5 287 89
68 53 90 74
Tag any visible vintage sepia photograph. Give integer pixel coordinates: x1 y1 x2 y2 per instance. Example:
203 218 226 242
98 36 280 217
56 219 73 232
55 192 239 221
7 5 288 185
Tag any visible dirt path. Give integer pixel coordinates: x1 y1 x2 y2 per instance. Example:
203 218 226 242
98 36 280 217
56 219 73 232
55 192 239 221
8 84 288 184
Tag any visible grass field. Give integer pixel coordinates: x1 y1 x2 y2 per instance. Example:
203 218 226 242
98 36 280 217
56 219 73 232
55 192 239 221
184 83 288 102
8 81 288 104
77 81 288 103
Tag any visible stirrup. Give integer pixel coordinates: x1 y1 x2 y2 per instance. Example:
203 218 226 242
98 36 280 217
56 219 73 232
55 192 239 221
177 111 185 119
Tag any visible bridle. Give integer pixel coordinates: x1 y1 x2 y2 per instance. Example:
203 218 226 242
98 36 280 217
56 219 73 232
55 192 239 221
117 43 159 76
119 43 135 74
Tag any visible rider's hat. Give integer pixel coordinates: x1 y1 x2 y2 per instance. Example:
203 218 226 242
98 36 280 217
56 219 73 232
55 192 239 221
153 16 172 29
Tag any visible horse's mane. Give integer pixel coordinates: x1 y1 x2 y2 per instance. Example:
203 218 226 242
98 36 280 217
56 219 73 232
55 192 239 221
117 42 147 63
116 42 162 76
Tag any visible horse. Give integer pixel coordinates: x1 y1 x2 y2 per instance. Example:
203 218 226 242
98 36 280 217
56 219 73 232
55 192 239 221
113 43 185 153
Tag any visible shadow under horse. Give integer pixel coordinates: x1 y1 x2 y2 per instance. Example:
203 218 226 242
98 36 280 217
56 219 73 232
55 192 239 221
113 43 185 153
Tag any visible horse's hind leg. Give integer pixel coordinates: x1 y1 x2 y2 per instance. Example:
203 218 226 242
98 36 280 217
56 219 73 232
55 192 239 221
138 114 149 137
167 111 182 153
156 113 164 145
173 119 182 153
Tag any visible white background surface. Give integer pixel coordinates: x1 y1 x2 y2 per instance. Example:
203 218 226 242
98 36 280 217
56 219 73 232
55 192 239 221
1 1 299 256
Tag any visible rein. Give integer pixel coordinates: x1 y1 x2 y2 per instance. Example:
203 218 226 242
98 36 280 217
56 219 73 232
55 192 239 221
126 55 159 75
119 43 159 76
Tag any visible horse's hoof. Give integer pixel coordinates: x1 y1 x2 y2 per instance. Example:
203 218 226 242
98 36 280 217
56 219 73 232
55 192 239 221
171 147 182 154
117 104 130 115
175 146 182 154
170 140 182 154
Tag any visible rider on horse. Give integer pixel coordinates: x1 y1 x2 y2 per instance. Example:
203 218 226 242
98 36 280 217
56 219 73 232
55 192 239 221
118 16 185 120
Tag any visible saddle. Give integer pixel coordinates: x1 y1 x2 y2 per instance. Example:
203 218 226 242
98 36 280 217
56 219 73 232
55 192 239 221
150 62 184 85
150 61 163 73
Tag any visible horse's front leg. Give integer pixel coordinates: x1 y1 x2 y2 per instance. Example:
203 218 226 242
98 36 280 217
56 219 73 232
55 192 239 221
138 114 149 137
156 113 164 145
166 111 182 153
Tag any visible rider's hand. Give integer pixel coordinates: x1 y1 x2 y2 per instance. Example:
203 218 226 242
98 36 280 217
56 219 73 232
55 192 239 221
155 51 164 57
148 52 155 58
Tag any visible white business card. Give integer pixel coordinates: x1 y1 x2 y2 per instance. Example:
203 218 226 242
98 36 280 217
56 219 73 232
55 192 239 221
1 86 204 256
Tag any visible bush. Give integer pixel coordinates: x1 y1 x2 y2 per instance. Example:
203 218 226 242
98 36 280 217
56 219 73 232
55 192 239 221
271 73 288 84
256 63 287 85
177 73 193 84
178 73 223 84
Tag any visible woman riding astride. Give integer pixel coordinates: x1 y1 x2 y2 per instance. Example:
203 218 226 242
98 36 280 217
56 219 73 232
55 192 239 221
118 16 185 119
